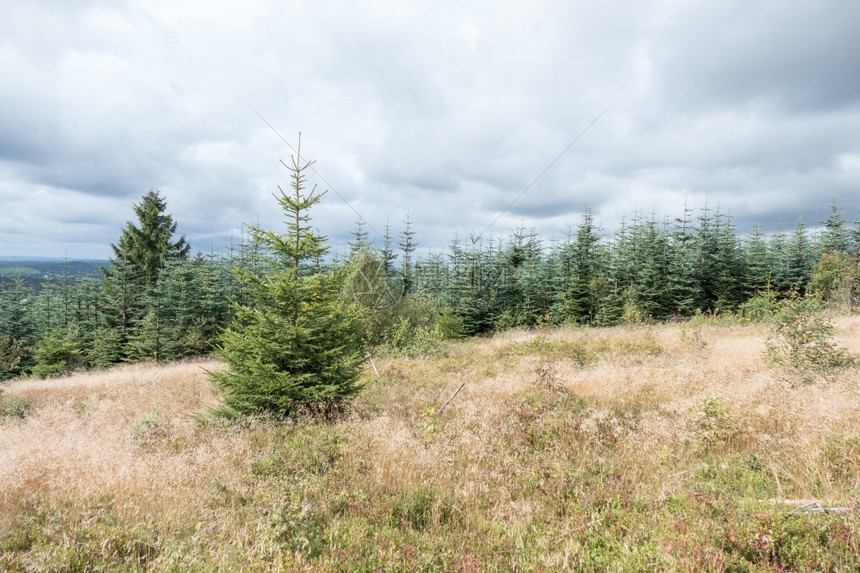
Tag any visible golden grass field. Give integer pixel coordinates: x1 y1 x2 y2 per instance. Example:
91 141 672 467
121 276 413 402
2 317 860 571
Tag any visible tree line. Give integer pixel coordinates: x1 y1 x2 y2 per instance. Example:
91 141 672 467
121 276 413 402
2 186 859 382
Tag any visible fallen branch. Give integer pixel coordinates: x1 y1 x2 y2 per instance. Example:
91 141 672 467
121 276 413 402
438 383 465 413
767 499 853 514
794 502 851 515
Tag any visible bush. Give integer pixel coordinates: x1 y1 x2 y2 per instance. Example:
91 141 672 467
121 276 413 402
738 290 779 323
31 328 84 378
765 295 856 373
0 389 31 421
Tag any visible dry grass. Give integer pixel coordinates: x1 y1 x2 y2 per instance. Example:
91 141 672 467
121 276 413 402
2 319 860 570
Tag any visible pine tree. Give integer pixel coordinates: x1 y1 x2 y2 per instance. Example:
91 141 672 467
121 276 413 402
380 219 398 277
768 224 791 294
99 189 190 363
820 200 850 255
786 217 813 294
713 211 741 310
667 201 698 317
564 209 604 324
348 218 370 258
741 223 771 298
0 275 36 377
108 189 190 286
212 138 364 417
398 213 417 295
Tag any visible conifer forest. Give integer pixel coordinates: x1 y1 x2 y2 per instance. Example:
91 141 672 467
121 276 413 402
2 190 859 382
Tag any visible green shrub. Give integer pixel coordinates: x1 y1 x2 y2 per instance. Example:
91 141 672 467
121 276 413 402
738 289 779 322
31 328 84 378
690 396 738 453
765 296 857 373
0 389 31 421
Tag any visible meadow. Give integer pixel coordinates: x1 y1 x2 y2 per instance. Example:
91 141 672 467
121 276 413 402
2 317 860 571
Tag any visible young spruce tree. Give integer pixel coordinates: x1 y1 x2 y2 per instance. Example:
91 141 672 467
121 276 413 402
212 137 364 417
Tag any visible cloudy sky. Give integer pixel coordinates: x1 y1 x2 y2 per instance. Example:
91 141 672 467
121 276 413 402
2 0 859 259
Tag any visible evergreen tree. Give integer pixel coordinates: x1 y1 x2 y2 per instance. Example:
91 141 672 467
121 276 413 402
348 218 370 258
691 204 720 311
741 223 772 298
398 213 417 295
564 209 604 324
31 328 84 378
212 138 364 417
342 247 402 349
108 189 190 286
785 217 813 294
99 189 190 363
768 224 791 294
633 215 671 319
380 219 398 277
667 202 698 317
413 251 448 301
447 235 495 335
0 275 35 376
820 200 850 255
713 211 741 310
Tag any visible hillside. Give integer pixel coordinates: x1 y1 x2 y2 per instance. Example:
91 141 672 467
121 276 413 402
0 259 107 277
2 319 860 570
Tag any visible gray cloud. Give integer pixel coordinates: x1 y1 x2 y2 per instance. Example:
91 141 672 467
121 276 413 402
1 0 859 259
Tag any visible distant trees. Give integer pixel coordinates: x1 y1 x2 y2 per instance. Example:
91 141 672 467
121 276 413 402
3 191 860 383
0 190 232 379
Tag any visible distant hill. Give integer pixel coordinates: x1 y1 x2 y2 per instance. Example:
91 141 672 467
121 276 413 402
0 259 108 280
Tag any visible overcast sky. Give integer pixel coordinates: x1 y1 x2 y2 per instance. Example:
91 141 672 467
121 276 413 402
2 0 859 259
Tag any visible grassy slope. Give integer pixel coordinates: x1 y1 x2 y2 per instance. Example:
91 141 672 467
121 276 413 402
1 319 860 571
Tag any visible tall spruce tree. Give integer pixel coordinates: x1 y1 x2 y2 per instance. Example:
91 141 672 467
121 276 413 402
398 213 417 295
101 189 190 361
786 217 813 294
212 138 364 416
742 223 772 298
564 209 604 324
820 200 850 255
108 189 190 287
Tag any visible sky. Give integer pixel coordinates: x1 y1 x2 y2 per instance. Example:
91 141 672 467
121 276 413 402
2 0 860 260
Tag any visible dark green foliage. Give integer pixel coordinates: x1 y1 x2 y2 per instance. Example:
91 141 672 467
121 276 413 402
820 199 851 255
784 218 814 295
0 335 27 381
129 256 231 362
5 197 860 372
741 223 772 299
563 209 606 324
667 202 698 317
108 189 190 287
342 248 402 349
31 328 84 378
0 275 35 376
212 141 364 417
398 213 417 296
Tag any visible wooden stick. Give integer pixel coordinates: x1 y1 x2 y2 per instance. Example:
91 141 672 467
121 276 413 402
366 353 379 378
438 383 465 413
